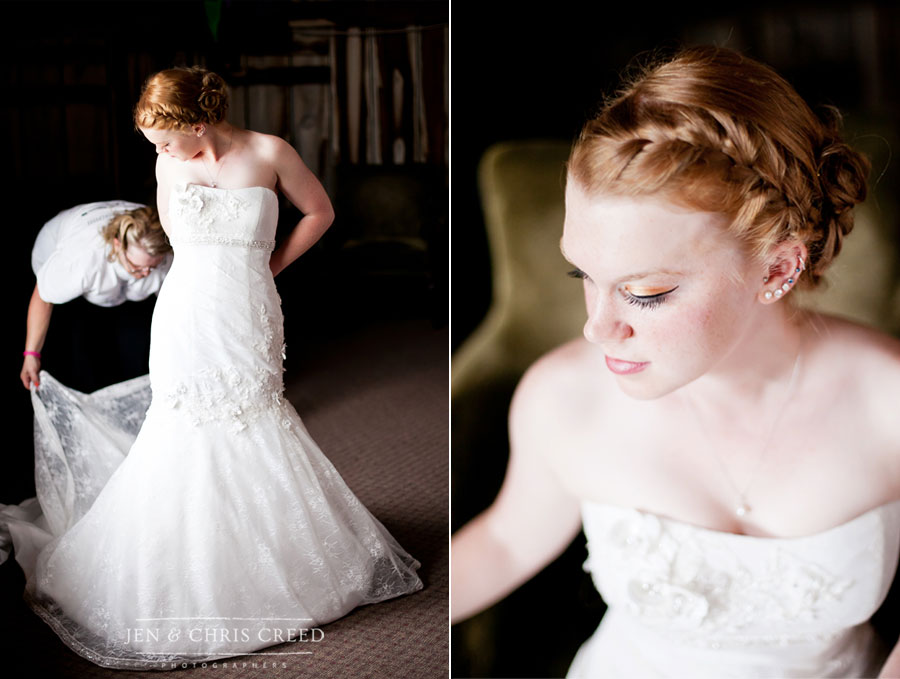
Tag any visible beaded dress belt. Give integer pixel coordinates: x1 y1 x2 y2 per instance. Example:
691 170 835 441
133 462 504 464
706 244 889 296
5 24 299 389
170 235 275 250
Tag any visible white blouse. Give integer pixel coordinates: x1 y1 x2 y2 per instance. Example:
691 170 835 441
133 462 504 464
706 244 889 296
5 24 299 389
32 201 172 307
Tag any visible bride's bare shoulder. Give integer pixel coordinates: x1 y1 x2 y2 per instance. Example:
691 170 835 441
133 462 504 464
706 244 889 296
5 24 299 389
509 337 615 435
804 311 900 417
805 312 900 370
243 129 295 158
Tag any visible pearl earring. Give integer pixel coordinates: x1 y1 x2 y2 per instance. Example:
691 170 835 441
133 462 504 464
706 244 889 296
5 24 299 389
764 255 804 301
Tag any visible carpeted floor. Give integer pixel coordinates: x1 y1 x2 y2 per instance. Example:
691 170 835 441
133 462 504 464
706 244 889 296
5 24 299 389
0 319 448 678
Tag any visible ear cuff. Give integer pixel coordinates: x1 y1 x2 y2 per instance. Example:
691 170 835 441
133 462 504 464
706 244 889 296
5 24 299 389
763 256 805 301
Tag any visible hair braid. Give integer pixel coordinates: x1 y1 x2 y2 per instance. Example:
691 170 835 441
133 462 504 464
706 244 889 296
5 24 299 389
568 46 870 287
134 66 229 133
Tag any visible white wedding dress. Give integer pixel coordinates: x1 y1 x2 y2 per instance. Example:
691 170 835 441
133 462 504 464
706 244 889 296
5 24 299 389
568 500 900 678
0 183 423 670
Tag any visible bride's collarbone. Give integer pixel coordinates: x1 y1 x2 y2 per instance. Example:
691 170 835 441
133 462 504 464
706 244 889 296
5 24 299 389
171 155 274 190
556 423 898 535
173 173 273 189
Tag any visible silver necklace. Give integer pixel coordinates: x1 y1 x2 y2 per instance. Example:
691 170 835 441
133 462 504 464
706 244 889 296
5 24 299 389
200 126 234 188
683 342 803 517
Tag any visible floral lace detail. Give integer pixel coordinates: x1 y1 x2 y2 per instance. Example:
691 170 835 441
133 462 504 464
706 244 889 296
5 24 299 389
173 184 249 233
163 365 285 433
163 300 291 432
254 302 288 365
585 510 856 648
170 234 275 250
161 300 288 432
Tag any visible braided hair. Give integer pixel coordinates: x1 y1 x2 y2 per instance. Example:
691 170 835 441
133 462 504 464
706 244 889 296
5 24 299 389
567 46 870 287
134 66 229 133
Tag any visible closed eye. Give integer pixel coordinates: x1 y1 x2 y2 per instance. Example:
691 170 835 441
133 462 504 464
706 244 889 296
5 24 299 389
624 286 678 310
569 269 678 310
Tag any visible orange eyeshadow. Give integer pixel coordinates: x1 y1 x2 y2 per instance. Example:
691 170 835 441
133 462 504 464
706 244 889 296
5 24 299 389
626 285 675 296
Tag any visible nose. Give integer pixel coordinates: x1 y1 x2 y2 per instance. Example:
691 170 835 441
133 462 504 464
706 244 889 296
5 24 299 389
583 298 633 343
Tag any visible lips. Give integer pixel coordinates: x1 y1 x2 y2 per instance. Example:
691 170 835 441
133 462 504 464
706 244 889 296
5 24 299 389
605 355 650 375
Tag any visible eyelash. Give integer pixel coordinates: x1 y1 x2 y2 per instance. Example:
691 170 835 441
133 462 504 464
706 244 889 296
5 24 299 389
624 290 672 310
567 269 677 310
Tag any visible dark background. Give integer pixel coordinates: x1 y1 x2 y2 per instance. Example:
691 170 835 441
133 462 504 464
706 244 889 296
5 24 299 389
451 3 900 677
2 0 448 505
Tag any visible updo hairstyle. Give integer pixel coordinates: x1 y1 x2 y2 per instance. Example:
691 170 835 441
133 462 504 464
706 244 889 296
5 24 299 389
102 207 172 261
133 66 229 132
568 46 870 287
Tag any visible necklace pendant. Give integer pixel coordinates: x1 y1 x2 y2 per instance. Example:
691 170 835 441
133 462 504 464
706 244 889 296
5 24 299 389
735 502 750 517
211 182 217 188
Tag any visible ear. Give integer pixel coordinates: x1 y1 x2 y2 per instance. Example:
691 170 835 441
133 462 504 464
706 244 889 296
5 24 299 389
757 240 809 304
193 124 206 137
113 237 122 251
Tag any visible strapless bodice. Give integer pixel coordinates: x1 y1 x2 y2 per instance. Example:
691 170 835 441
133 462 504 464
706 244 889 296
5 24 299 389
168 183 278 249
568 500 900 677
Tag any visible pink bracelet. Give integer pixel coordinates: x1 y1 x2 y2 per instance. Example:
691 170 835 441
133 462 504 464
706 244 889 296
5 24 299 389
23 351 41 358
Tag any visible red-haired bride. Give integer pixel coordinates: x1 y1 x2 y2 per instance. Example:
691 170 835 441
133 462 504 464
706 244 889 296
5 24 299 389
453 46 900 678
1 66 423 670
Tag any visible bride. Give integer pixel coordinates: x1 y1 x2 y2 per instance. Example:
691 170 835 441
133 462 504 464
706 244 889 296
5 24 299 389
452 46 900 678
0 65 422 670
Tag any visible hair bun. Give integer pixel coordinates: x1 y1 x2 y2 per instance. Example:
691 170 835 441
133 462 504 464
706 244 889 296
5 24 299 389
201 71 225 92
818 140 869 216
197 71 228 124
805 138 870 281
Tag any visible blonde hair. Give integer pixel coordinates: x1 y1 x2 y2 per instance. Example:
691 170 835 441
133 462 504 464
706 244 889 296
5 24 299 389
133 66 229 132
568 46 870 287
102 207 171 261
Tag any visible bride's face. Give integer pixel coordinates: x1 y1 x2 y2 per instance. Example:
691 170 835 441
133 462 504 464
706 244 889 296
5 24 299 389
562 182 765 400
140 126 202 162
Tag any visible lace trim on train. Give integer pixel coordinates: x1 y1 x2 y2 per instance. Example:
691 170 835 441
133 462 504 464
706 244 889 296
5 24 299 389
586 511 856 648
162 303 288 433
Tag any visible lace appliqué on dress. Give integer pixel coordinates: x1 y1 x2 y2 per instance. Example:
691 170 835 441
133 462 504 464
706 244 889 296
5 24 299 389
163 302 288 433
588 512 855 648
173 184 249 233
163 366 284 433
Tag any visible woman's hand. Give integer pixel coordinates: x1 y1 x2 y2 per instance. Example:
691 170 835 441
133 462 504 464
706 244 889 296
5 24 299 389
20 355 40 390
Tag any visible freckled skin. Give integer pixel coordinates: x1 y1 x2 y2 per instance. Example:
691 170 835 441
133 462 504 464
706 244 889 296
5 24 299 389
563 183 766 400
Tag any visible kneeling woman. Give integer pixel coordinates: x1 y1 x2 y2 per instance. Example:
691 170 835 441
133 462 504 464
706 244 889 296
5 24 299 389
452 46 900 678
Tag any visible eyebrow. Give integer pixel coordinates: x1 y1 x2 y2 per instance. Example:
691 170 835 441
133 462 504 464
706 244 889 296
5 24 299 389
559 237 687 282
